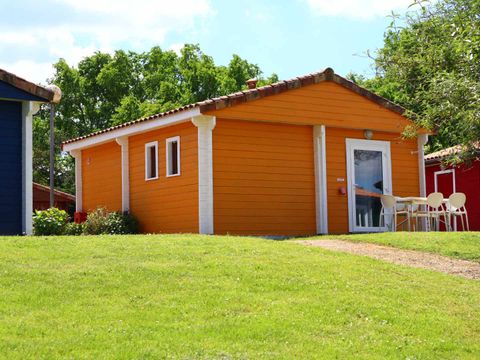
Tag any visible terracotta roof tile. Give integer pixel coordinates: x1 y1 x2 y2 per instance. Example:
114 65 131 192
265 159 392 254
62 67 409 147
425 143 480 162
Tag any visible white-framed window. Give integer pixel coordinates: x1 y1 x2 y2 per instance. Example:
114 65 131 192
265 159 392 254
166 136 181 177
145 141 158 180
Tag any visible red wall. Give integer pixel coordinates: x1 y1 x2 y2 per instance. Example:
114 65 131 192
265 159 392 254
426 161 480 230
33 187 75 214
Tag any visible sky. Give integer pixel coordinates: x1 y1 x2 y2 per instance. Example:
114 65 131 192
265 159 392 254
0 0 417 85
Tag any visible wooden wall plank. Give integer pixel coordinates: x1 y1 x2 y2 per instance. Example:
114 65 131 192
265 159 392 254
129 122 198 233
213 119 316 236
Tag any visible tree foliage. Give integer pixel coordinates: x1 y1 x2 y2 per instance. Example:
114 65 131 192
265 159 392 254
34 44 278 193
351 0 480 159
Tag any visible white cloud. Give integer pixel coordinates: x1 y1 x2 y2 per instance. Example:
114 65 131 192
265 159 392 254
0 60 55 84
0 0 213 84
169 43 185 55
305 0 414 19
52 0 213 47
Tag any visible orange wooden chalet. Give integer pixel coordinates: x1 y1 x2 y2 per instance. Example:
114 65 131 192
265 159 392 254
62 68 428 235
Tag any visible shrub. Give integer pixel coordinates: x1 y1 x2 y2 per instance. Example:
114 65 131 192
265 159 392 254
83 207 139 235
64 222 84 236
120 212 139 234
105 212 139 235
83 207 110 235
33 208 69 236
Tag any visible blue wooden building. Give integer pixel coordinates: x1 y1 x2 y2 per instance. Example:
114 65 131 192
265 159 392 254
0 69 54 235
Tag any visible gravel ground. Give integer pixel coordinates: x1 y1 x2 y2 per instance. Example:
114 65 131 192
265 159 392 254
299 239 480 280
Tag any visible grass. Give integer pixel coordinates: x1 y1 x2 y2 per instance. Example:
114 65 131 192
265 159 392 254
326 232 480 263
0 234 479 359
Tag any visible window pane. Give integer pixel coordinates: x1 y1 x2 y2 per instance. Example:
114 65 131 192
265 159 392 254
354 149 383 227
171 141 178 175
150 146 156 178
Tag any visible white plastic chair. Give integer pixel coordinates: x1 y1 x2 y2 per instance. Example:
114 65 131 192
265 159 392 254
411 192 449 231
379 195 410 231
447 192 469 231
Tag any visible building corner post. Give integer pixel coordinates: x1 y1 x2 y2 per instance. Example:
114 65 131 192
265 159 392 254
21 101 40 235
70 149 83 213
191 115 216 234
116 136 130 213
313 125 328 234
417 134 428 231
417 134 428 198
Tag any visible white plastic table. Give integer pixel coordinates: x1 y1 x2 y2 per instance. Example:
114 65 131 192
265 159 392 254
396 196 449 231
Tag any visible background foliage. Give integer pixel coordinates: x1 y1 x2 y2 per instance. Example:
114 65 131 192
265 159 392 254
350 0 480 159
34 44 278 193
35 0 480 193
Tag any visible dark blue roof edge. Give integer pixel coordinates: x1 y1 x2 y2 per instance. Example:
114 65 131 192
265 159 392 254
0 68 53 102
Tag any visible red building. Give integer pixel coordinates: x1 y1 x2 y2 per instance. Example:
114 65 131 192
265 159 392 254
425 145 480 230
33 183 75 214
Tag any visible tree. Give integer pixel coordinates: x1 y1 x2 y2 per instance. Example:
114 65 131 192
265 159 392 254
34 44 278 192
351 0 480 160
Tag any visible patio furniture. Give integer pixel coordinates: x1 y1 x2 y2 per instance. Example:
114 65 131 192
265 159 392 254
379 195 410 231
447 192 470 231
409 192 449 231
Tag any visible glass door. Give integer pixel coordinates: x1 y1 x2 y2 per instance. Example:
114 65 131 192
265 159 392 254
346 139 392 232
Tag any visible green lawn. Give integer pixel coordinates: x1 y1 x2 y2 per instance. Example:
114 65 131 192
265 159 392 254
326 232 480 263
0 235 479 359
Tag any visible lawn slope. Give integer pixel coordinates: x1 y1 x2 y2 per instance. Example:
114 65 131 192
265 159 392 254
0 235 479 359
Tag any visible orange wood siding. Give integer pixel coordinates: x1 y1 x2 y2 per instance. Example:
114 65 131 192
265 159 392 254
213 119 316 236
82 141 122 212
325 128 419 234
129 122 198 233
207 82 411 133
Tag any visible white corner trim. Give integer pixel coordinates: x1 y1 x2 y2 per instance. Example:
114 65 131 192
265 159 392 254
70 149 83 212
313 125 328 234
166 136 181 177
145 141 159 181
116 136 130 212
191 115 216 234
418 134 428 197
21 101 40 235
63 107 201 152
417 134 428 231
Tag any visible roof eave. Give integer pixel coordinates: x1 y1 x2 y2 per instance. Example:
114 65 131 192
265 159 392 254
0 69 54 102
62 107 201 152
62 67 428 148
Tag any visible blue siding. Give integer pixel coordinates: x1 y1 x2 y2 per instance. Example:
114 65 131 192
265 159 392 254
0 100 22 235
0 80 47 102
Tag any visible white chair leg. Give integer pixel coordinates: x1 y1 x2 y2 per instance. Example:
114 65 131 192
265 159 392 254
460 213 466 232
465 211 470 231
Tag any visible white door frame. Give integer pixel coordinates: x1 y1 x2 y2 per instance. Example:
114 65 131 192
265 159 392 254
434 169 456 193
346 138 392 233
